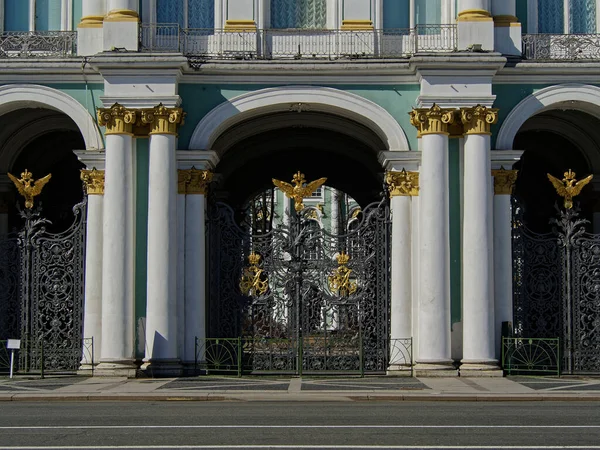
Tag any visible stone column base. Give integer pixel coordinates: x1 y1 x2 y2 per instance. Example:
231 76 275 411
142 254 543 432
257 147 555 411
459 360 503 377
414 361 458 377
77 363 97 376
140 359 183 377
94 361 138 378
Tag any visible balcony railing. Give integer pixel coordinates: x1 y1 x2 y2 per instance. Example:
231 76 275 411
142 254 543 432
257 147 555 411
140 24 457 59
0 31 77 58
523 33 600 60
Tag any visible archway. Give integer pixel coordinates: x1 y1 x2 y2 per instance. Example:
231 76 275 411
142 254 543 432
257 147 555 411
200 98 400 373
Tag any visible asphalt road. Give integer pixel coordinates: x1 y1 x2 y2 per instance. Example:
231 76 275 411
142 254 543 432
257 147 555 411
0 401 599 449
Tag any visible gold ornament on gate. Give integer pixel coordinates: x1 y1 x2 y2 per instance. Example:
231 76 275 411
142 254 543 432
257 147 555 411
328 252 358 297
8 169 52 209
547 169 593 209
239 252 269 297
272 171 327 212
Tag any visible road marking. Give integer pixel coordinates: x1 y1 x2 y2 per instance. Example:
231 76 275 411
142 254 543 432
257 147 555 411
0 425 600 429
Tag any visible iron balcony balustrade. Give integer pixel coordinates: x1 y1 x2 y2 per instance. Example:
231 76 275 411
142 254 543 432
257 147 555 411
0 31 77 58
140 24 458 59
523 33 600 60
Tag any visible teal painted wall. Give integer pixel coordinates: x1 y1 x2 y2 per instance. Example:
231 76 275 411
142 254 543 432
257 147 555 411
383 0 409 29
135 139 150 360
4 0 29 31
72 0 83 29
448 138 461 325
516 0 528 33
177 84 421 150
35 0 62 31
45 82 104 119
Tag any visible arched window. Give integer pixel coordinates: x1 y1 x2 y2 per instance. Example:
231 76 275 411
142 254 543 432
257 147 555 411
156 0 214 28
270 0 327 29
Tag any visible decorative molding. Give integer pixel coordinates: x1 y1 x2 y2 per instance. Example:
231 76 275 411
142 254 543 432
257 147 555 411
0 84 103 150
492 168 518 195
409 104 455 137
97 103 137 136
224 20 257 31
386 170 419 197
178 168 213 195
78 15 104 28
341 20 373 30
104 9 139 22
141 104 185 135
460 105 499 135
189 86 411 151
81 169 105 195
493 15 520 27
457 9 493 21
497 84 600 150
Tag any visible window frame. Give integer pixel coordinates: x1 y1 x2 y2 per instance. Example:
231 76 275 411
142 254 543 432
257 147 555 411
529 0 600 34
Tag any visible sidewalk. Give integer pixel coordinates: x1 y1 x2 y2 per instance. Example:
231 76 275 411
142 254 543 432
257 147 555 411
1 374 600 402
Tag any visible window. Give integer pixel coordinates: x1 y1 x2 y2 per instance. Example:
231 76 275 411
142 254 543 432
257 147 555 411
270 0 327 29
156 0 214 28
383 0 409 29
310 187 323 198
537 0 597 34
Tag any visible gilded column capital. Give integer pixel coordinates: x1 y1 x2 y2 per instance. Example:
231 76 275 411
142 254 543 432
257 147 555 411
81 168 105 195
178 168 213 195
461 105 499 135
492 167 518 195
386 170 419 197
97 103 137 136
141 104 185 136
409 104 455 137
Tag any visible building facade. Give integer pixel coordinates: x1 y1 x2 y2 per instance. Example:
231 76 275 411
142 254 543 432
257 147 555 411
1 0 600 376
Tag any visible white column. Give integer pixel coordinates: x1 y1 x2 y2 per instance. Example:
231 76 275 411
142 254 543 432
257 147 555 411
176 189 186 363
95 107 136 376
410 105 456 374
457 0 494 51
386 171 415 372
491 167 518 359
29 0 35 31
491 0 521 56
79 170 105 371
104 0 139 51
78 0 106 55
460 106 501 375
142 106 183 375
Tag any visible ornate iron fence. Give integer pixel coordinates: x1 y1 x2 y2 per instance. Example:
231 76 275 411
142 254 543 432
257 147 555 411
502 337 561 376
523 33 600 60
0 31 77 58
140 25 457 59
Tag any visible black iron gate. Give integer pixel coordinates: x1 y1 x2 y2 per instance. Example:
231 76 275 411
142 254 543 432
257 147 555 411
208 178 391 374
0 196 86 373
513 198 600 373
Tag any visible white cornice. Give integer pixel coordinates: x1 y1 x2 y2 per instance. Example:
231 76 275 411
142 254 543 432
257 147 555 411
74 150 106 170
379 150 422 171
417 96 496 108
495 62 600 84
490 150 524 170
176 150 220 170
100 96 182 108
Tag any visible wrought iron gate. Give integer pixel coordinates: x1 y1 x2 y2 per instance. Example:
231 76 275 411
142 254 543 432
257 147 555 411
513 199 600 373
208 177 391 374
0 197 86 373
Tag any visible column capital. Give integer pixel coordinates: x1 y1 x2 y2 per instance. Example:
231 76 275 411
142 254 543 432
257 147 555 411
461 105 499 135
97 103 137 136
81 168 105 195
386 170 419 197
178 168 213 195
141 104 185 136
492 167 518 195
457 9 492 21
409 104 455 137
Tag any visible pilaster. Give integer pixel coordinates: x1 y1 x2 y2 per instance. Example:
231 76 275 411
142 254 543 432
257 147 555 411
457 1 494 51
491 0 521 56
103 1 139 51
386 169 418 374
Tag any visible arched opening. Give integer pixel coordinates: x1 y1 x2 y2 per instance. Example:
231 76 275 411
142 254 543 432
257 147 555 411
513 109 600 232
0 108 85 233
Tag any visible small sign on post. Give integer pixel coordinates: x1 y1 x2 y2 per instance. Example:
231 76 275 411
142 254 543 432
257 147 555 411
6 339 20 379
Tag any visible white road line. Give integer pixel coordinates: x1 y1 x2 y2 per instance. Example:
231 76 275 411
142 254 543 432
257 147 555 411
0 425 599 430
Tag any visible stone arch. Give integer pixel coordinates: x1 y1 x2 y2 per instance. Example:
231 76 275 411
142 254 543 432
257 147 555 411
497 84 600 150
189 86 410 151
0 84 103 151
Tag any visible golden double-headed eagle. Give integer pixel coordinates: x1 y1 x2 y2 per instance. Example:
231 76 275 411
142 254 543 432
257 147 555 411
547 169 593 209
7 169 52 209
272 171 327 212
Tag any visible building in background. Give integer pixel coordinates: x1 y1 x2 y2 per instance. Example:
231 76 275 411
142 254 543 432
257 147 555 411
0 0 599 377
